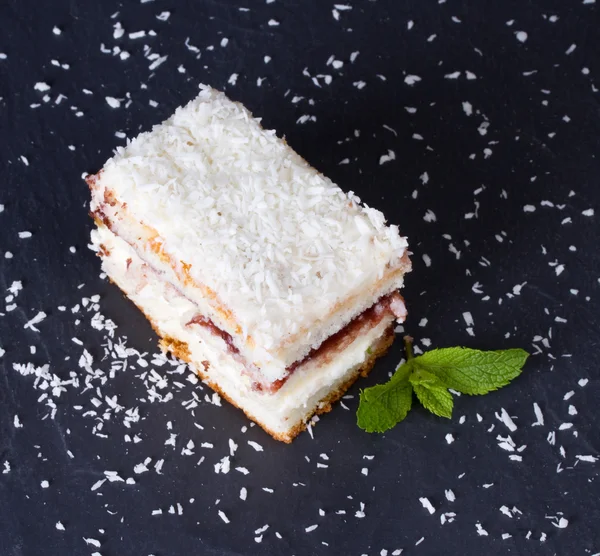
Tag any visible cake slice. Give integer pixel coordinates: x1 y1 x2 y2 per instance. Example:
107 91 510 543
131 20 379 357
87 85 411 442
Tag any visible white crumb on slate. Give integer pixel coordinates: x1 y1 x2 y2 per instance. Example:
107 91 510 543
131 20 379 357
515 31 528 42
105 96 121 108
497 408 517 432
218 510 230 524
23 312 46 332
355 502 366 518
379 150 396 165
532 403 544 426
404 75 421 85
423 210 436 223
419 498 436 514
475 522 488 536
34 82 51 92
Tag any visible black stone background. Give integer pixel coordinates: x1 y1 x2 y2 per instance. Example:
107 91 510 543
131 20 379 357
1 0 599 555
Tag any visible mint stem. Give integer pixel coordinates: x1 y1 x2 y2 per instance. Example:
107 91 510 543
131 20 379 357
403 335 414 361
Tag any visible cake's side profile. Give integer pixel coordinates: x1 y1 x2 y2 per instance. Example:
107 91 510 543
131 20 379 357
87 85 411 442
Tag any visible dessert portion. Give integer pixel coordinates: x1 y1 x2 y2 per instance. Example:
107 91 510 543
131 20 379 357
88 85 411 442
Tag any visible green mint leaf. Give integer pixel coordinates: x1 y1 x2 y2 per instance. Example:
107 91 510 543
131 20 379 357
357 362 414 433
413 347 529 395
409 368 453 418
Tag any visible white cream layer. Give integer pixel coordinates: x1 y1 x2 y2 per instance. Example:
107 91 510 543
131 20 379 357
92 225 394 437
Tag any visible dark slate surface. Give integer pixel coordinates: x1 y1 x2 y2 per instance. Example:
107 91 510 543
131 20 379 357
1 0 599 555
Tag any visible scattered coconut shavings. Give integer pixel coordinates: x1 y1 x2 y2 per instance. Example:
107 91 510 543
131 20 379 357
23 312 47 332
149 56 168 71
419 498 436 515
105 96 121 108
34 82 51 92
515 31 528 42
532 403 544 426
355 502 366 519
462 312 474 327
90 478 106 492
440 512 456 525
475 522 488 536
214 456 231 474
134 458 151 474
423 210 436 223
546 515 569 528
496 408 517 432
404 75 422 85
379 150 396 165
218 510 230 524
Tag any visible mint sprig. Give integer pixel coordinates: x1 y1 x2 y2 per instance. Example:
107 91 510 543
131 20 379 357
357 336 529 433
409 368 454 418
